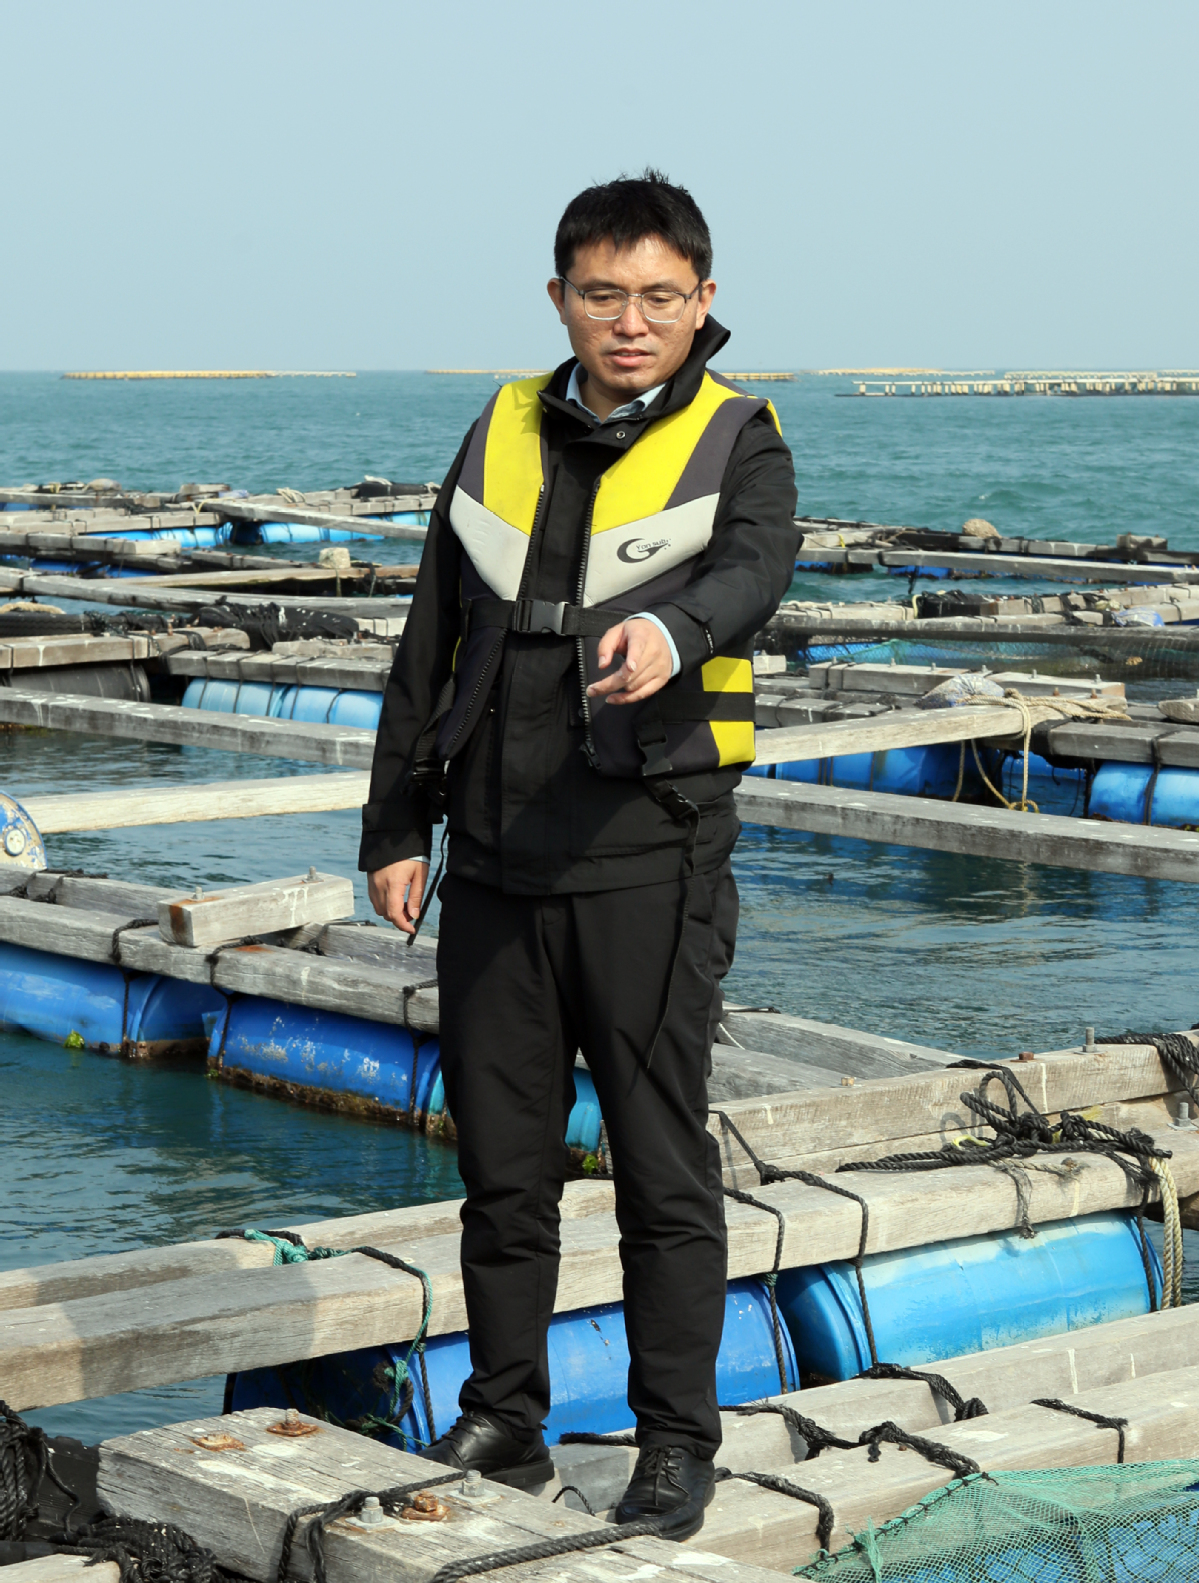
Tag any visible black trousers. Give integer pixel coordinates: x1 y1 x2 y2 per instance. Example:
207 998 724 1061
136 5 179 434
436 862 736 1460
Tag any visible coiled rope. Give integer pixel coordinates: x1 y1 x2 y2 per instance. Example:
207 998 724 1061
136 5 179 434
838 1063 1183 1309
959 689 1129 813
1 1400 78 1542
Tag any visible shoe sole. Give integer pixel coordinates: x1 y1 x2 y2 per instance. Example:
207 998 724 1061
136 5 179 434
489 1455 556 1491
617 1485 715 1543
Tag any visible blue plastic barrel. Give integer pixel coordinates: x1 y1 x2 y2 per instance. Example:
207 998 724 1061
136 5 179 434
776 1211 1163 1380
229 1276 796 1446
229 521 384 546
272 686 383 728
182 677 288 716
92 526 233 548
0 942 224 1049
999 751 1087 816
1089 761 1199 828
210 996 604 1151
745 743 963 797
209 995 444 1117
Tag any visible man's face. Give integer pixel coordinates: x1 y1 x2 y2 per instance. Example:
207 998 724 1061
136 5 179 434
547 234 715 411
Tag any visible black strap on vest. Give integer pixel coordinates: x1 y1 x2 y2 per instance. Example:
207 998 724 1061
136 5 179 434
468 597 614 638
653 692 755 723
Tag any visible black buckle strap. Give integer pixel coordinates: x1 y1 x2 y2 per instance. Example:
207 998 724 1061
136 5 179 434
512 598 569 634
468 597 613 638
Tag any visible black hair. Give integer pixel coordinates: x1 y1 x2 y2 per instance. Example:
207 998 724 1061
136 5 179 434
554 169 712 283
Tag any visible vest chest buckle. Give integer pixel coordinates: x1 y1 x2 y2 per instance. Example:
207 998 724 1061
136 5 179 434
512 598 568 635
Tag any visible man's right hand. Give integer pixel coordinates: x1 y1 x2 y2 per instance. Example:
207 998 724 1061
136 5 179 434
367 858 429 936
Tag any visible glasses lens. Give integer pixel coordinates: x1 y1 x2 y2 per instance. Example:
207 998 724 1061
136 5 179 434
581 289 626 320
641 291 688 323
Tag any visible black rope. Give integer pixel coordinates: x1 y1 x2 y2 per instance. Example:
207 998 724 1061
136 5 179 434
714 1109 880 1367
556 1431 637 1446
277 1474 460 1583
110 918 158 964
837 1066 1170 1311
69 1515 226 1583
1 1400 223 1583
551 1484 597 1517
855 1363 988 1421
1031 1398 1128 1464
719 1400 856 1460
721 1186 791 1394
1 1400 79 1541
1105 1030 1199 1115
715 1466 836 1555
856 1421 984 1483
425 1516 673 1583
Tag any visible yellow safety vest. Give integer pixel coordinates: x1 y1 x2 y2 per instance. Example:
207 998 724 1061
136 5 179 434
443 371 778 778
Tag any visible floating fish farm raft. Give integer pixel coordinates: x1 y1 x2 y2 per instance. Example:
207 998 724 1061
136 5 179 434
2 478 1199 1583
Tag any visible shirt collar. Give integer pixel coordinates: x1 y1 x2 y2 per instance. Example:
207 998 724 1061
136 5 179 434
564 362 665 425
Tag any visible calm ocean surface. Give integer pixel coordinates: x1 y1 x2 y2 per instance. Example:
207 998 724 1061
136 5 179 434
1 371 1195 1441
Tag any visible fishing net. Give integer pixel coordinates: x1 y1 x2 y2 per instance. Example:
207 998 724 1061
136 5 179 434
795 1461 1199 1583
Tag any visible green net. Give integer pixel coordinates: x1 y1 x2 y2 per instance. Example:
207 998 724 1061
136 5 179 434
794 1461 1199 1582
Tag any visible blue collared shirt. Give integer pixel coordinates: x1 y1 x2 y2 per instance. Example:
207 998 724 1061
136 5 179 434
564 363 680 678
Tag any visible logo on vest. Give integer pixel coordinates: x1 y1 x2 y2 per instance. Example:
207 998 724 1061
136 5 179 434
616 536 670 564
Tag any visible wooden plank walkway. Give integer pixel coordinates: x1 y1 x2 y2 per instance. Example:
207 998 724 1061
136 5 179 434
766 609 1199 647
0 571 410 630
98 1409 785 1583
23 773 371 832
90 1340 1199 1575
0 1040 1190 1411
210 498 431 540
0 691 376 765
735 778 1199 882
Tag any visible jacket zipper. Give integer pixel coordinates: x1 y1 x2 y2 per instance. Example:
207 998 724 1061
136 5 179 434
443 482 547 760
575 475 604 769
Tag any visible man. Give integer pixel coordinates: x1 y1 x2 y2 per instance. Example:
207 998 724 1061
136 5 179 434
361 170 798 1539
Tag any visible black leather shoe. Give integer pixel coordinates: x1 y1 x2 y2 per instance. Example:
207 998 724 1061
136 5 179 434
614 1445 716 1540
418 1411 554 1490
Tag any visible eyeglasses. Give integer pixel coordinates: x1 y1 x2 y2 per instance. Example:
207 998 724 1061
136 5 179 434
559 277 700 325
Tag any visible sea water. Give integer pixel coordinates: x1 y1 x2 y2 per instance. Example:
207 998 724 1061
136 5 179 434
1 371 1195 1442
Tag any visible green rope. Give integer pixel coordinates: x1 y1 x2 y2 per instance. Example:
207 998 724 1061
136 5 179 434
223 1228 436 1450
239 1229 346 1267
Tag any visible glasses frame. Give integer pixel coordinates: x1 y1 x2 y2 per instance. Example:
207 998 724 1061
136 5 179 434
558 276 701 325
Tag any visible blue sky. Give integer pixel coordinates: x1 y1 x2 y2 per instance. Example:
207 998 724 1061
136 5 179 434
2 1 1196 371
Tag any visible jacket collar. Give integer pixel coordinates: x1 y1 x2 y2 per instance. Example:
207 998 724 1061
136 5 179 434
539 316 732 428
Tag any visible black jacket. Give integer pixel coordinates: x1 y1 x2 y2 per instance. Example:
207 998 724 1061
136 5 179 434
359 318 799 894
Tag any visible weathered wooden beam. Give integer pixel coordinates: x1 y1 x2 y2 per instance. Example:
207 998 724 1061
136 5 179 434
166 653 392 690
764 611 1199 647
210 497 431 540
96 1410 784 1583
24 773 371 833
872 547 1199 584
0 690 376 765
0 570 411 626
721 1008 959 1075
752 701 1063 766
4 1115 1196 1411
0 530 180 559
157 873 355 949
708 1042 1182 1163
735 777 1199 881
1047 719 1199 766
1 1559 119 1583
